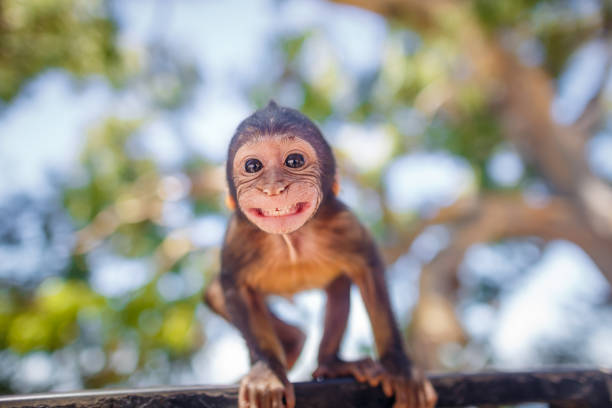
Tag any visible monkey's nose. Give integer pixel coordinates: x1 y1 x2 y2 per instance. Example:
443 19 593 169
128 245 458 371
262 184 288 196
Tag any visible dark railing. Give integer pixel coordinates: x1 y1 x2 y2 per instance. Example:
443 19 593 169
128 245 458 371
1 368 610 407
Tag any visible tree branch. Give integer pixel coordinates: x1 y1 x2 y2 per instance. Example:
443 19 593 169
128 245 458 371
414 194 612 286
407 193 612 366
2 369 610 408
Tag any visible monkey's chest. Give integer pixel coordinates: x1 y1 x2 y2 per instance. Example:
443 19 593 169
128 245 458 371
247 261 341 295
244 238 344 295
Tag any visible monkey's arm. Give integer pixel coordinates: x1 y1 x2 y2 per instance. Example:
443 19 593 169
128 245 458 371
221 272 295 408
313 275 386 383
352 240 437 408
317 275 350 365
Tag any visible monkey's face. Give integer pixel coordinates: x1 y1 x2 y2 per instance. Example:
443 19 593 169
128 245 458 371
232 135 323 234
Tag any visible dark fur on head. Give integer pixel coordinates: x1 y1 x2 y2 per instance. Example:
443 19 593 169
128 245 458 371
226 101 336 202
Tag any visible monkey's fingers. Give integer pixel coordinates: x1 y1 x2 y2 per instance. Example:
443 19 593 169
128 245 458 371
410 381 420 408
344 358 384 386
283 382 296 408
313 358 381 383
312 365 331 379
392 379 411 408
410 371 437 408
361 361 385 387
396 377 437 408
397 376 431 408
271 388 283 408
257 384 271 408
239 377 288 408
347 361 369 383
267 382 288 408
381 376 394 398
239 381 249 408
248 383 260 407
423 378 437 408
312 361 353 379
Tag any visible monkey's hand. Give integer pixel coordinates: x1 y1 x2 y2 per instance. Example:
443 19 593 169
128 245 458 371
314 357 436 408
239 361 295 408
378 358 437 408
312 357 385 386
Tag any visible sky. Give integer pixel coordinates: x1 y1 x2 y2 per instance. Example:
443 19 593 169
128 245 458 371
1 0 610 389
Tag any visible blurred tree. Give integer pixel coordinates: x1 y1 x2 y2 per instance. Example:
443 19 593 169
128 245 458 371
1 0 611 396
0 0 207 394
320 0 612 367
247 0 612 369
0 0 123 102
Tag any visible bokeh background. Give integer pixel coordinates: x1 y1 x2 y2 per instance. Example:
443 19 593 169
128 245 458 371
1 0 611 396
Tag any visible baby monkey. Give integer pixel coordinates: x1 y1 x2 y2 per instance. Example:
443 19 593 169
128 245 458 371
204 102 437 408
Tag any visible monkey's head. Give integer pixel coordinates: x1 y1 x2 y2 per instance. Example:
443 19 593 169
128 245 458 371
226 101 336 234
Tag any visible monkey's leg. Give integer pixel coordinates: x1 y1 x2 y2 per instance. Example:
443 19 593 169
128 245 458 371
312 275 383 383
352 253 437 408
204 277 305 369
222 280 295 408
315 275 350 365
272 314 305 370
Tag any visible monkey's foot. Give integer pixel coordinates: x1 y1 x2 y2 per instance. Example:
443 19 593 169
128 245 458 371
312 358 385 386
314 360 436 408
240 361 295 408
375 366 437 408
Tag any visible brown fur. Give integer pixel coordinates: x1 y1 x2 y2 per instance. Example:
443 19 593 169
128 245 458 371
235 203 368 296
204 102 437 408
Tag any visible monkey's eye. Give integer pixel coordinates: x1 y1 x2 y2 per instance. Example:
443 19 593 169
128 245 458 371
245 158 263 173
285 153 305 169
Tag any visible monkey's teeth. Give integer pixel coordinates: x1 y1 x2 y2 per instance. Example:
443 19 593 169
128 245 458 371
260 204 299 217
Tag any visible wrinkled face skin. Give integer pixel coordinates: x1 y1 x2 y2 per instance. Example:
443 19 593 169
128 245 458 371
232 135 323 234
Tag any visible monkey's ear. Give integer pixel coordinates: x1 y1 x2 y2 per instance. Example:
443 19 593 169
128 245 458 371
225 194 236 211
332 173 340 196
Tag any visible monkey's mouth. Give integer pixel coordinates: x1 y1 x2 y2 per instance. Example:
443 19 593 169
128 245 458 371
250 202 309 218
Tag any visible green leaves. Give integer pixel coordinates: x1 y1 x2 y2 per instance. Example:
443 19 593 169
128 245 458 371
0 0 123 101
5 278 104 353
